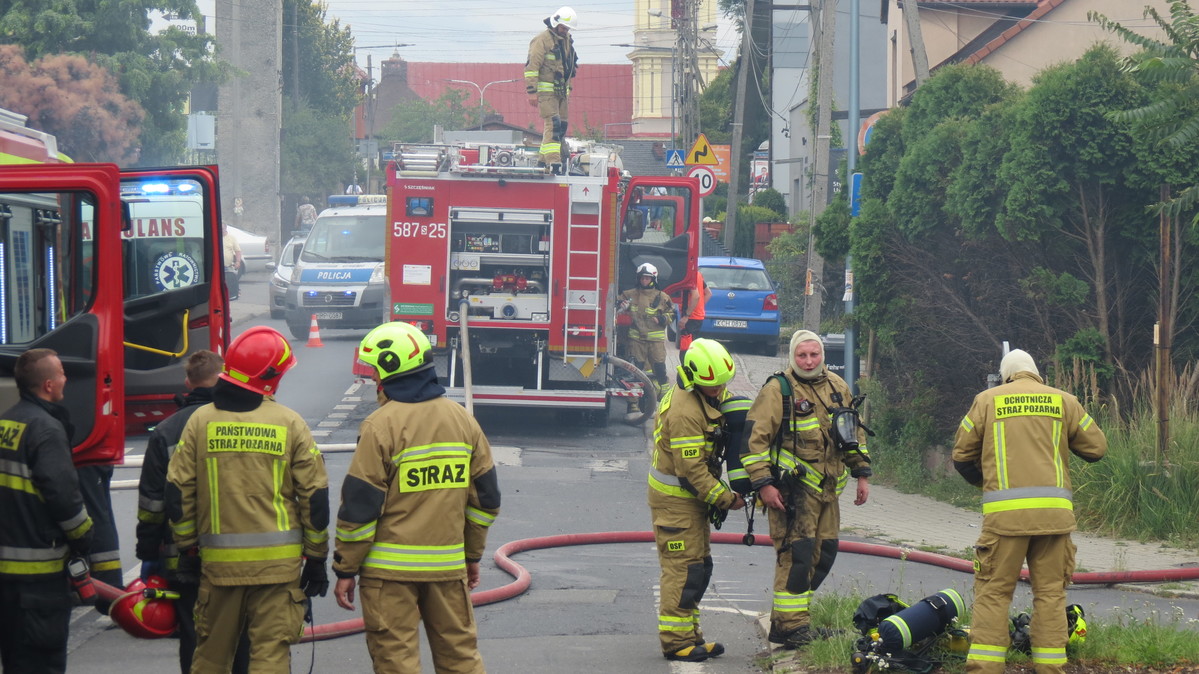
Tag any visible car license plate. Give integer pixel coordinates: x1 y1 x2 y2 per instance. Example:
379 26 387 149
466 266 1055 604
314 312 343 320
713 319 748 329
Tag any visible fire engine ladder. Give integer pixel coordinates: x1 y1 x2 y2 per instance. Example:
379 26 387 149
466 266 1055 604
562 205 601 360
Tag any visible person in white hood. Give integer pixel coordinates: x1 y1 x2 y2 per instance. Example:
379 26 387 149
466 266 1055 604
738 330 872 649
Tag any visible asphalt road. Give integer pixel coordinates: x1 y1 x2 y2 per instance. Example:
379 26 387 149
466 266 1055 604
62 270 1199 673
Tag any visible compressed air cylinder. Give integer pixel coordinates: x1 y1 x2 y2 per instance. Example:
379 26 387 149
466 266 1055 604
719 396 753 494
876 588 965 653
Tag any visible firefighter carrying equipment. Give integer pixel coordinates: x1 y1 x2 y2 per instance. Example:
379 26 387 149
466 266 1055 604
111 575 180 639
219 326 297 396
849 589 965 674
357 321 433 380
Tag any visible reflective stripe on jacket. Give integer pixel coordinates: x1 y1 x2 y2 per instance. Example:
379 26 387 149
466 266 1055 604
620 287 675 342
0 397 93 580
647 387 738 510
167 400 329 586
951 372 1106 536
525 27 577 96
334 396 500 582
740 370 871 502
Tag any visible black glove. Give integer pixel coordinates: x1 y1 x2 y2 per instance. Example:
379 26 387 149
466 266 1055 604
67 530 94 559
300 557 328 598
173 550 201 586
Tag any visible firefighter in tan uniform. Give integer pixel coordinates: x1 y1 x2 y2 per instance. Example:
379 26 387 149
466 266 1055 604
740 330 872 649
167 327 331 673
333 321 501 674
619 263 676 395
952 349 1106 673
525 6 579 173
649 339 745 662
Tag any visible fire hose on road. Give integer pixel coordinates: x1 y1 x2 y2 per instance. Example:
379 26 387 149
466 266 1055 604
90 531 1199 642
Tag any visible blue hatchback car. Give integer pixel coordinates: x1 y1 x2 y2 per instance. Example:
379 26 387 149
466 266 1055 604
697 256 781 355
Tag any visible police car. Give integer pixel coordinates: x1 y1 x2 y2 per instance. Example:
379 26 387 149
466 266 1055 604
282 194 388 339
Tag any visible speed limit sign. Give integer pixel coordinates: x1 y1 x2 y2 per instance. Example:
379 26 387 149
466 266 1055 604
687 165 716 197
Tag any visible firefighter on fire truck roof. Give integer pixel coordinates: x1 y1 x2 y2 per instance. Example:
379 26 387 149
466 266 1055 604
526 6 579 175
619 263 677 397
166 327 330 673
334 321 501 673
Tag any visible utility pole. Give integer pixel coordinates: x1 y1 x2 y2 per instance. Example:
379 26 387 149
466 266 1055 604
1157 183 1172 463
675 0 702 153
803 0 836 332
902 0 930 87
724 0 755 254
844 0 860 390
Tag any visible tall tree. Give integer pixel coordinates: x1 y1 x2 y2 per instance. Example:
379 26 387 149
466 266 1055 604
0 45 144 163
377 90 478 144
280 0 359 197
1092 2 1199 222
0 0 226 165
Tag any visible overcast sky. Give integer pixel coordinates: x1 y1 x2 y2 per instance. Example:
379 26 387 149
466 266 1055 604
321 0 741 68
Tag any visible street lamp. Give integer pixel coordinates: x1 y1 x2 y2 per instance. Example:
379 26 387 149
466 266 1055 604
446 78 523 130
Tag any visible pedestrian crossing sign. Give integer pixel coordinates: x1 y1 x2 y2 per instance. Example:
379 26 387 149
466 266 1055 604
665 149 685 168
685 134 718 165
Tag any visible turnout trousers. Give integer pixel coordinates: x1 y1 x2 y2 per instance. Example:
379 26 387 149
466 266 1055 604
191 580 306 674
0 577 72 674
652 501 713 654
966 531 1075 674
536 92 569 165
359 576 484 674
767 487 840 634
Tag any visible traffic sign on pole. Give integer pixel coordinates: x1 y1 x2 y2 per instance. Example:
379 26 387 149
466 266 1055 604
665 150 686 168
687 165 716 197
685 133 718 165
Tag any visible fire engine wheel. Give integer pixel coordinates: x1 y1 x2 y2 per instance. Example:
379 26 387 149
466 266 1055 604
607 356 655 426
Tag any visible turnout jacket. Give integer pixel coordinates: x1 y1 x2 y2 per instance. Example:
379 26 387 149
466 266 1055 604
166 400 329 585
135 387 214 565
951 371 1106 536
648 386 738 512
740 369 872 503
0 395 93 580
525 24 578 97
334 396 500 582
620 287 675 342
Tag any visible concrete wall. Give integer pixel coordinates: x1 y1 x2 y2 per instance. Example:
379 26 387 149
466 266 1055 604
215 0 282 245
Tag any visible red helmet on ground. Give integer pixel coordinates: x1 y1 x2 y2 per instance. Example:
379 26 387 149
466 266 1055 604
110 576 178 639
219 326 297 395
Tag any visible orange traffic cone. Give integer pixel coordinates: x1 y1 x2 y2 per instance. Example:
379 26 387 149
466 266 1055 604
306 314 325 348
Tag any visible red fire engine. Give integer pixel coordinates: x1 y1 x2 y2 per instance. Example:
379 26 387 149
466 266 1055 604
385 142 702 422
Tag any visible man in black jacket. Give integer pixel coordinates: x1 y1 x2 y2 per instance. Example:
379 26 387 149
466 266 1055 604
0 348 94 673
135 350 248 673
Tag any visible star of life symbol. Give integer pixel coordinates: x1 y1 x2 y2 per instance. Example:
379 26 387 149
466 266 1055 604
154 252 199 291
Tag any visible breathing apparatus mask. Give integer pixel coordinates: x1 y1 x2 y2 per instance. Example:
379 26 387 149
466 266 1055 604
829 392 874 457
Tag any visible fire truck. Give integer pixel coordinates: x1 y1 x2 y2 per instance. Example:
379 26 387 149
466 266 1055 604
385 142 702 422
0 107 231 465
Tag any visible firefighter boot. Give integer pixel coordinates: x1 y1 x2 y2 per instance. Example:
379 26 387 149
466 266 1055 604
769 625 813 649
664 644 711 662
694 641 725 658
